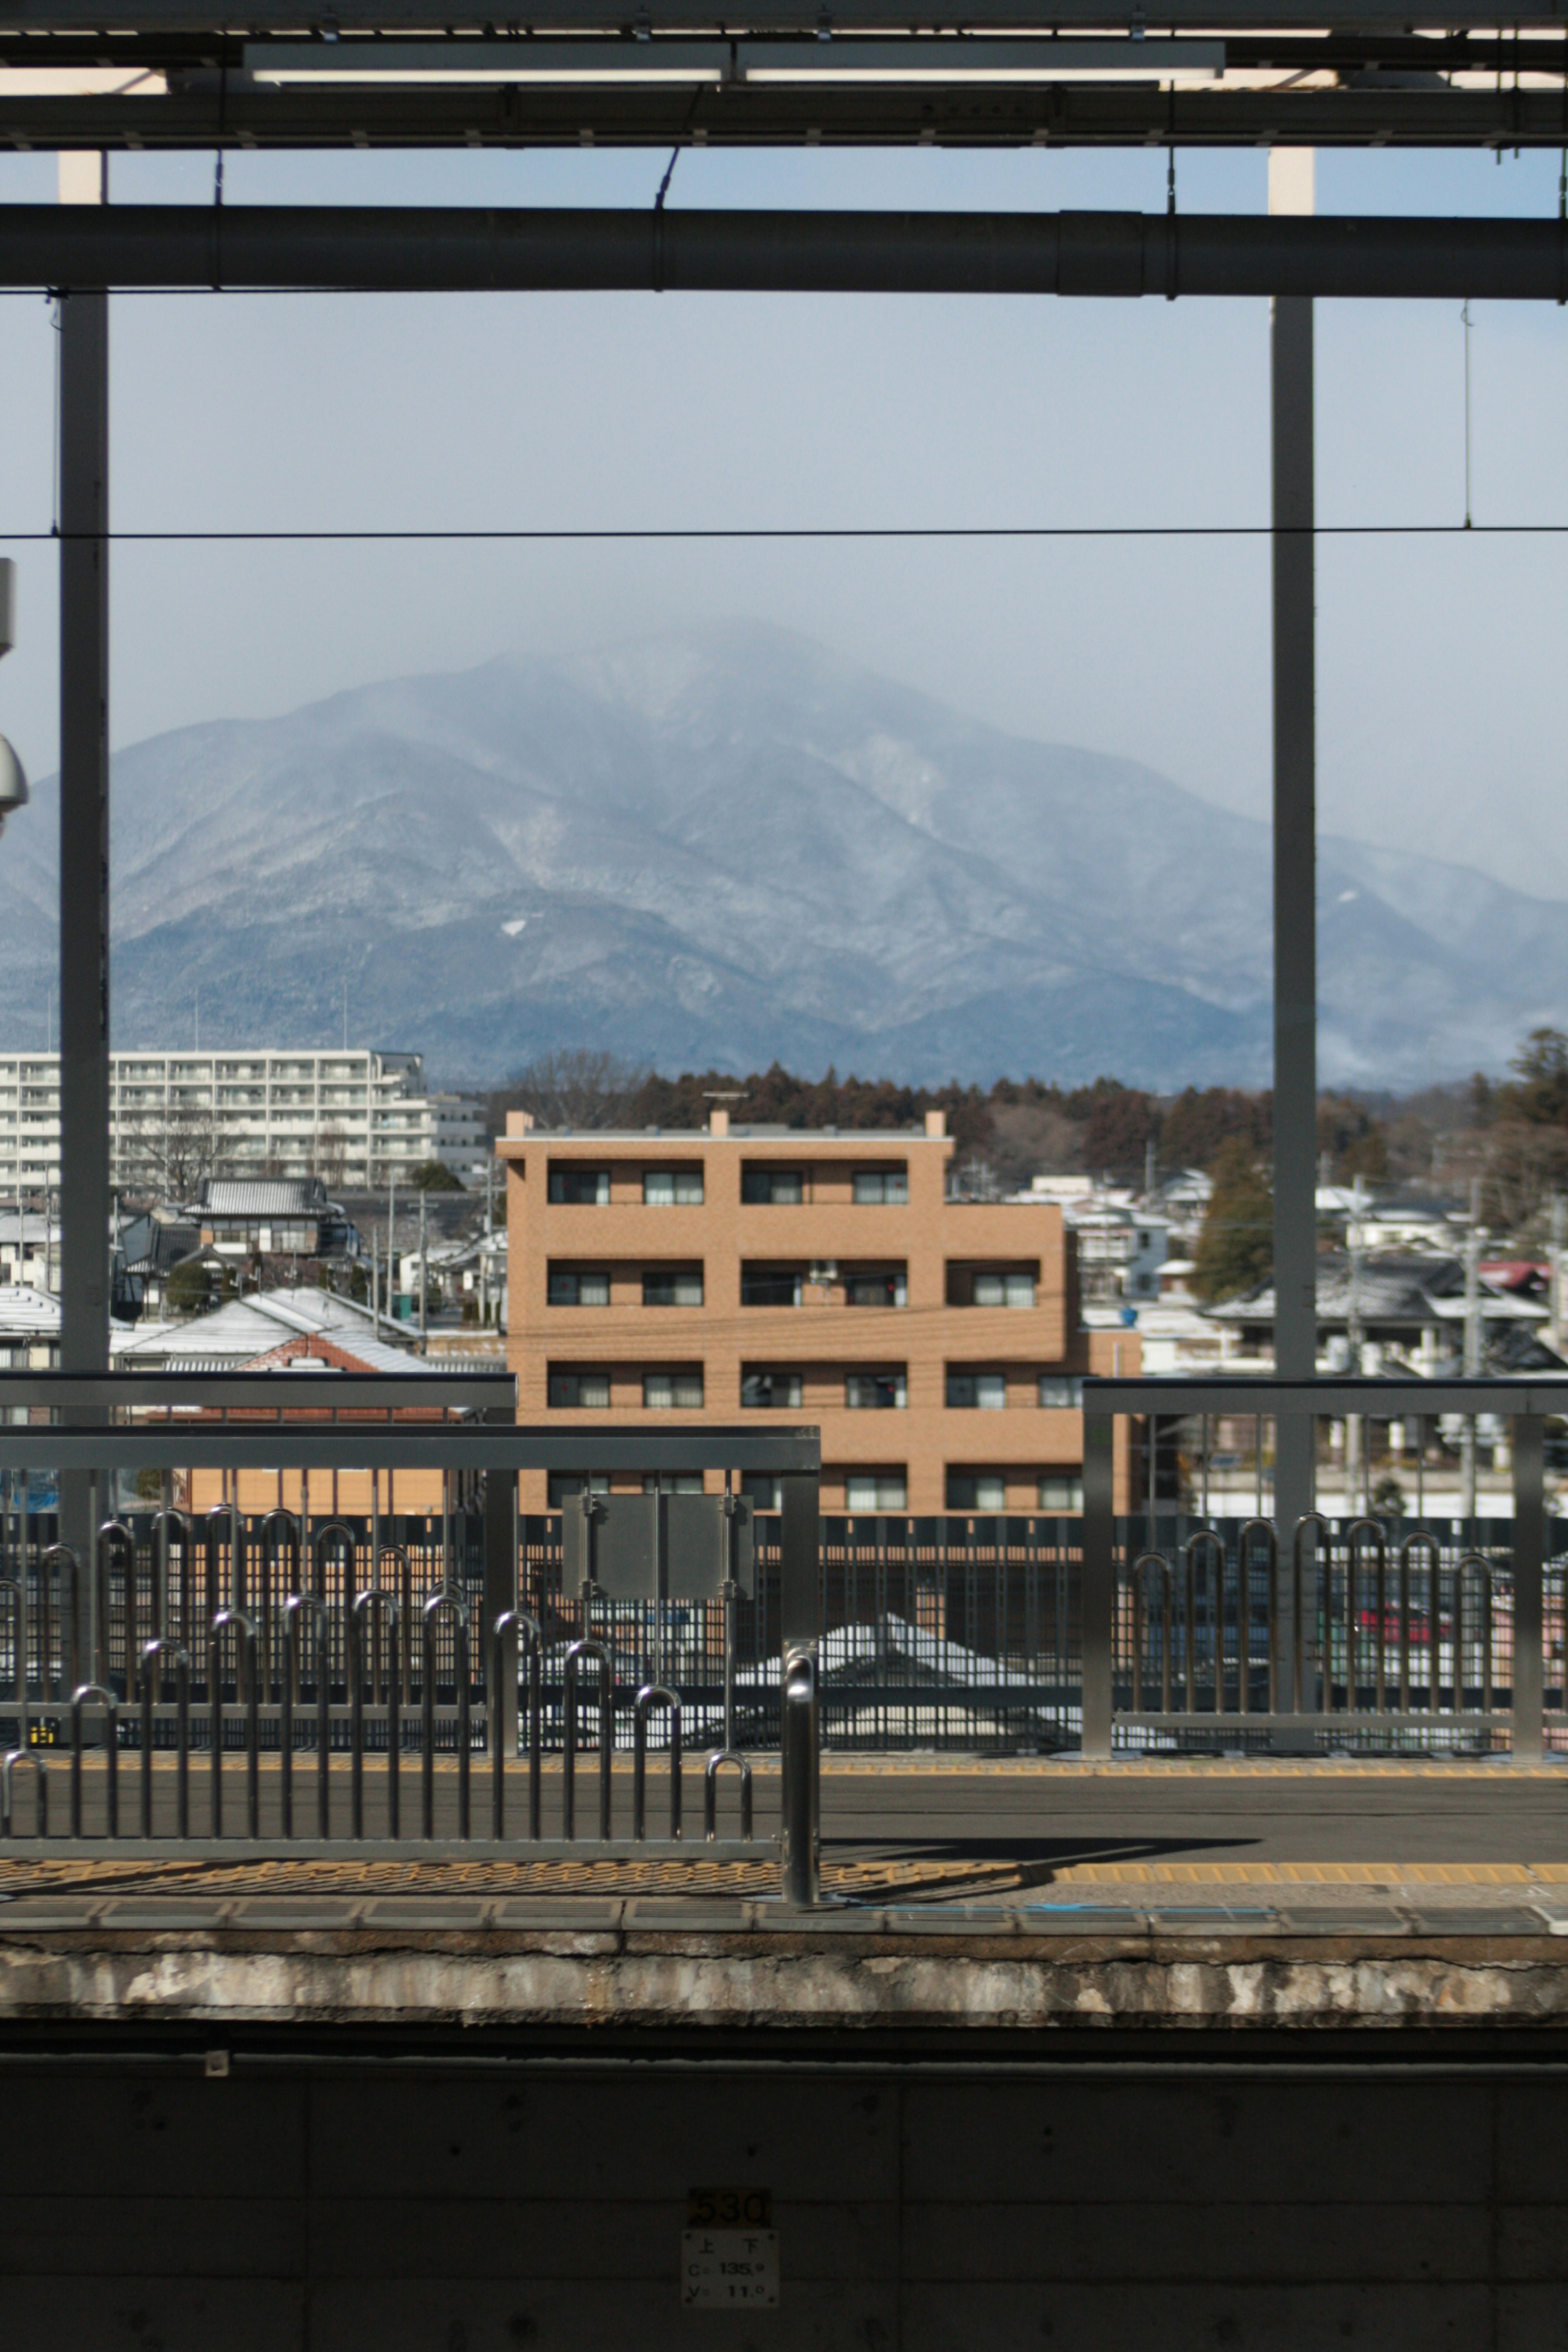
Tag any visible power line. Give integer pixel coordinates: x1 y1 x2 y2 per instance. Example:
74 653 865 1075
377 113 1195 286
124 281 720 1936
3 521 1568 543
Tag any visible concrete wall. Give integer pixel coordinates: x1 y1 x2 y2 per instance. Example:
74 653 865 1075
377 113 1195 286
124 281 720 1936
4 2055 1566 2348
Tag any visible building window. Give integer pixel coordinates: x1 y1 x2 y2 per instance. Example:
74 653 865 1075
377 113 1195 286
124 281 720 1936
973 1272 1035 1309
548 1270 611 1307
643 1371 704 1410
742 1167 804 1205
845 1472 907 1512
847 1273 906 1308
548 1471 610 1506
947 1472 1007 1512
947 1372 1007 1410
548 1167 610 1205
643 1270 704 1307
1038 1473 1084 1512
742 1370 803 1409
1038 1376 1083 1409
741 1268 802 1307
742 1474 782 1511
846 1372 906 1410
547 1371 611 1409
642 1473 704 1494
853 1168 909 1205
643 1168 704 1206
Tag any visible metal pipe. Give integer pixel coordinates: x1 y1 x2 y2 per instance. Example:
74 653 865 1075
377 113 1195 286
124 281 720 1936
138 1637 189 1840
632 1682 682 1842
421 1589 469 1839
69 1680 117 1835
1 1748 45 1836
780 1644 819 1905
6 206 1568 300
489 1606 540 1840
562 1637 613 1841
703 1748 753 1841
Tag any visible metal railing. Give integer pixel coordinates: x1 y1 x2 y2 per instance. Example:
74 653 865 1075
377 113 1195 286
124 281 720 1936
0 1374 822 1889
1084 1375 1568 1758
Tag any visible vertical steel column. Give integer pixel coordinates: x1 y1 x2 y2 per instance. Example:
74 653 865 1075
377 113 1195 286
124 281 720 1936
482 1403 517 1754
779 1466 821 1902
1512 1416 1545 1764
57 283 110 1626
1270 154 1317 1719
1080 1410 1115 1758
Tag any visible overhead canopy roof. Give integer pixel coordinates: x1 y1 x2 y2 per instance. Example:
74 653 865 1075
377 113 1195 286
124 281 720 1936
0 13 1564 149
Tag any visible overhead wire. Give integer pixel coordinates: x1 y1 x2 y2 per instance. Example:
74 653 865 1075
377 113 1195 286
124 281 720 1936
3 522 1568 542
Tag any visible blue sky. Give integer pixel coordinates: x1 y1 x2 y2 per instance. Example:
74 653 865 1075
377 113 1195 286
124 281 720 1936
0 139 1565 895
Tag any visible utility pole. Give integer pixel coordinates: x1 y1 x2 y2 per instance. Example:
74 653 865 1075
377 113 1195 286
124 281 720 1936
388 1168 396 1324
417 1181 428 1357
1551 1192 1565 1353
1462 1174 1483 1524
481 1155 494 1328
1143 1134 1156 1204
370 1223 380 1340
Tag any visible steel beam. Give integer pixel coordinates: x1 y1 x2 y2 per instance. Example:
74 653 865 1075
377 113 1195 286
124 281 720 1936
4 205 1568 298
8 2 1568 34
56 282 109 1664
0 1424 823 1470
7 86 1568 151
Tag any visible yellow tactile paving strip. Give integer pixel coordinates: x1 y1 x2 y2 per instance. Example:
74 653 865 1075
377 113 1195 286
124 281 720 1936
1056 1860 1568 1885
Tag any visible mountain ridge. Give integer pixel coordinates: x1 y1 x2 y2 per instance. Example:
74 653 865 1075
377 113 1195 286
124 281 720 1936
0 620 1556 1090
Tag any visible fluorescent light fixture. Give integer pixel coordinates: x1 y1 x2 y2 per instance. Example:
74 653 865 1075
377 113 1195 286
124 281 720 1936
245 36 1223 87
246 40 731 83
740 38 1224 82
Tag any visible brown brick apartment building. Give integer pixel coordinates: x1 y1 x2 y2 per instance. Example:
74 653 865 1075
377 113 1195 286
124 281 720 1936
498 1109 1136 1515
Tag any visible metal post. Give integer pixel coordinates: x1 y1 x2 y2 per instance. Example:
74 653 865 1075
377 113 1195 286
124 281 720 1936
1081 1410 1115 1758
778 1468 820 1900
1512 1415 1545 1764
1463 1178 1483 1525
417 1181 428 1356
483 1401 517 1755
56 270 110 1658
1270 150 1317 1731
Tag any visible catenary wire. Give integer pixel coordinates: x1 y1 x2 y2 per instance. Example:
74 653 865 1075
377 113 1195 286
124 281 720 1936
0 523 1567 541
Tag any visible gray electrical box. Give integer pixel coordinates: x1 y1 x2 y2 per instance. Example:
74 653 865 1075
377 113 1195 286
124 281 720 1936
562 1491 755 1600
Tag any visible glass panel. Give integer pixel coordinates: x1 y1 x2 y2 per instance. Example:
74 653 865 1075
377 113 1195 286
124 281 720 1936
1038 1375 1083 1408
741 1270 801 1306
742 1167 803 1205
644 1372 704 1409
853 1168 909 1204
742 1371 803 1408
548 1167 610 1204
643 1271 704 1307
846 1374 906 1409
1038 1474 1084 1511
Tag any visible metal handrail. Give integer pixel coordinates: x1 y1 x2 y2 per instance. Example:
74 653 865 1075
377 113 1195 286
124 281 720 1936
281 1594 331 1839
69 1681 118 1837
632 1682 682 1842
351 1588 401 1840
704 1748 753 1841
208 1608 260 1839
489 1608 542 1840
1 1746 45 1836
421 1589 470 1840
563 1637 614 1841
138 1637 190 1839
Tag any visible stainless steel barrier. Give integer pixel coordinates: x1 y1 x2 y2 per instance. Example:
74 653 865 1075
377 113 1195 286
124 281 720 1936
1084 1374 1568 1757
0 1393 820 1890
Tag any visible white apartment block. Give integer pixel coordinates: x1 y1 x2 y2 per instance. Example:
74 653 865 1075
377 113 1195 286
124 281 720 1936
0 1050 485 1196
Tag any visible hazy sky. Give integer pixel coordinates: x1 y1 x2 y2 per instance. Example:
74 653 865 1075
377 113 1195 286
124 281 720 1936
0 140 1566 899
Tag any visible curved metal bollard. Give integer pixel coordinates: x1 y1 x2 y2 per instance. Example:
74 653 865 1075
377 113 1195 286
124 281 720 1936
1130 1552 1172 1717
489 1609 541 1840
1234 1518 1278 1718
703 1748 753 1842
1 1748 46 1838
37 1543 81 1705
632 1683 682 1842
1291 1512 1334 1715
780 1645 819 1907
281 1594 332 1840
257 1508 302 1704
95 1517 138 1694
563 1638 614 1842
138 1637 191 1840
352 1588 401 1840
422 1590 470 1840
149 1506 193 1647
70 1682 119 1838
208 1608 260 1840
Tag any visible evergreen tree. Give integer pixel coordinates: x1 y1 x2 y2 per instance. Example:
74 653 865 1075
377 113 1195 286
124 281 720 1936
1192 1139 1274 1304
